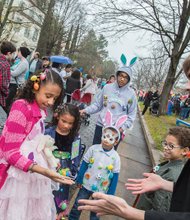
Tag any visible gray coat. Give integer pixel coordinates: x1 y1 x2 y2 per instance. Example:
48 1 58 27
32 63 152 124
136 159 185 212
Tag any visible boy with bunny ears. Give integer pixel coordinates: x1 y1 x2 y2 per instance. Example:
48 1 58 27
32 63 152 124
80 55 137 148
69 111 127 220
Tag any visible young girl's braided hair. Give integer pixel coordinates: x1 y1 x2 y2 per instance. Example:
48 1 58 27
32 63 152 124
16 69 64 110
52 103 81 141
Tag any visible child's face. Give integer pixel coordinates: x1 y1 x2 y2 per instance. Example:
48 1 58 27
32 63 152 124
162 135 187 160
101 128 119 150
57 113 75 135
110 76 115 83
117 72 129 87
35 82 61 110
42 59 50 67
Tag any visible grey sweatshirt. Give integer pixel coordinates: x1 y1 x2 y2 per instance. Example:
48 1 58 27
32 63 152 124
85 81 137 131
10 58 29 85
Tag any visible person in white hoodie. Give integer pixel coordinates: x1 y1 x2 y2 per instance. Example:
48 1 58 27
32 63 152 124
80 66 137 149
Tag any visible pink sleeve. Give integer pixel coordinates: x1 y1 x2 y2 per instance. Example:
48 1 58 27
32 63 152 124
1 100 34 172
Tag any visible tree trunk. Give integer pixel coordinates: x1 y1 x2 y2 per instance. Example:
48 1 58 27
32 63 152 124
36 0 55 55
70 24 79 54
159 60 177 115
0 0 14 39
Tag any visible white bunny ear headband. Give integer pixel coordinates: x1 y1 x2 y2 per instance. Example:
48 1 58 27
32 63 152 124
102 110 128 141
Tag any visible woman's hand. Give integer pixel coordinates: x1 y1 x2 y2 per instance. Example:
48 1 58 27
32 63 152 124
78 192 145 220
125 173 164 194
78 192 129 217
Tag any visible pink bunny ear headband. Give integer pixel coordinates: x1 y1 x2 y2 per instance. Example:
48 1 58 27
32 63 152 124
102 110 128 140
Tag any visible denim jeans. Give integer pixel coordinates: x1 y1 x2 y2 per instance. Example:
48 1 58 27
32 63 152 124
69 186 99 220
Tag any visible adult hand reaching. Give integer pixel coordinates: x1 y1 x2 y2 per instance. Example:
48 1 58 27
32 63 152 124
125 172 173 194
78 192 129 217
78 192 145 219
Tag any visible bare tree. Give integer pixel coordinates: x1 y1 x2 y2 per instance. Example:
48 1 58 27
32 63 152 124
0 0 18 38
0 0 45 41
36 0 87 55
133 47 169 92
88 0 190 114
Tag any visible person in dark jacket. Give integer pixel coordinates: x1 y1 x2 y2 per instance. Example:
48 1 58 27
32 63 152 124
42 56 51 70
65 69 81 103
29 52 42 75
152 90 159 101
142 91 153 115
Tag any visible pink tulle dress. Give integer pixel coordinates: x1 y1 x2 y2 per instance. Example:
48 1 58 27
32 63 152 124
0 111 57 220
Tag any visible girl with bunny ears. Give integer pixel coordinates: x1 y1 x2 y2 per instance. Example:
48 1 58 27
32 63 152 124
80 54 137 149
69 110 127 220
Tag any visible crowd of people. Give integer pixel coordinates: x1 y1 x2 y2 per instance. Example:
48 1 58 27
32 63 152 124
138 89 190 120
0 40 137 220
0 39 190 220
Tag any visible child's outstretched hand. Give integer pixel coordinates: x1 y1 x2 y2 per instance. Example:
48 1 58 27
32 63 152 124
45 169 75 185
29 163 75 185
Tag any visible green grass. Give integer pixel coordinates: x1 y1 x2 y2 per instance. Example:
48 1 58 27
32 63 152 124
138 102 190 151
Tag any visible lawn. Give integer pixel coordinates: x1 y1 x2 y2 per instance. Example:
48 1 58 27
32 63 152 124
138 102 190 151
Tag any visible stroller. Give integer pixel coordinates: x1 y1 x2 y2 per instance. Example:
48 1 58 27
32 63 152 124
71 89 91 126
149 99 159 116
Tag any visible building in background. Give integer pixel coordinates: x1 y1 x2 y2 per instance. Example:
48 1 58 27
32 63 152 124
1 0 47 51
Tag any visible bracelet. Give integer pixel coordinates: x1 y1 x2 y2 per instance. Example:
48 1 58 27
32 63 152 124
29 162 37 173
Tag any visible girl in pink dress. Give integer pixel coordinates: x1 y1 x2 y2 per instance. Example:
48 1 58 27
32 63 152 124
0 69 74 220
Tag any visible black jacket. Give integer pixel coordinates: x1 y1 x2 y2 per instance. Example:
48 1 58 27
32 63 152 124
143 92 153 106
145 160 190 220
65 77 81 94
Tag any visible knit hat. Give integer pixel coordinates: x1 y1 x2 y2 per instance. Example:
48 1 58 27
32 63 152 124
19 47 31 58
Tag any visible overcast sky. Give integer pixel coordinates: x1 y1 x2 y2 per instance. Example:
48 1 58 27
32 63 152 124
107 31 149 65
